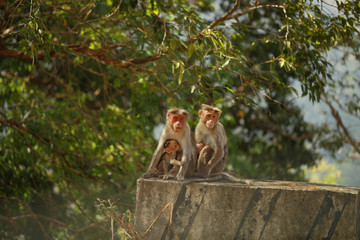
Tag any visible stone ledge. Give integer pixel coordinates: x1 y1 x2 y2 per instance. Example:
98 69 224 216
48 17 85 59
135 178 360 240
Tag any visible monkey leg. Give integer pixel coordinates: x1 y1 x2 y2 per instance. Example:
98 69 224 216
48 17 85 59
161 161 174 180
166 166 179 179
169 166 179 174
210 158 225 174
197 146 214 177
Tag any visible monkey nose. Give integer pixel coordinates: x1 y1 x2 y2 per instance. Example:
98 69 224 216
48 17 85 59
174 124 183 131
206 121 215 128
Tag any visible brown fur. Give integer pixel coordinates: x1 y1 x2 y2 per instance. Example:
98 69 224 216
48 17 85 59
155 139 182 179
195 104 228 177
142 108 196 180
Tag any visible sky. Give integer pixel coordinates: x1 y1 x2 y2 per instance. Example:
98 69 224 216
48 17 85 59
295 47 360 187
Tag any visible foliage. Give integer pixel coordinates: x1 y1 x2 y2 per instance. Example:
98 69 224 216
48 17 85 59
305 160 343 185
0 0 359 239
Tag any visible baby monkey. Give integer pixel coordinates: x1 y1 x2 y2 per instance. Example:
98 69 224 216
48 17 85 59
156 139 183 179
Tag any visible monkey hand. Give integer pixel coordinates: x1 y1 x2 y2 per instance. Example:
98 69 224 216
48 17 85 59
196 143 205 153
170 159 179 166
162 174 175 180
175 172 185 181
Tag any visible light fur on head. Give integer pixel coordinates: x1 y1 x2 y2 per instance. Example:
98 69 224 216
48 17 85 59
167 108 189 117
201 104 222 116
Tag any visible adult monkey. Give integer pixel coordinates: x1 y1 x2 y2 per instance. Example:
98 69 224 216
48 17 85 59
195 104 228 178
142 108 196 180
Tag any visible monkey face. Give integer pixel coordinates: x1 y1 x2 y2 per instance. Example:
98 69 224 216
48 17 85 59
164 139 181 153
205 113 218 128
166 108 188 132
168 140 181 151
170 114 185 131
199 109 219 129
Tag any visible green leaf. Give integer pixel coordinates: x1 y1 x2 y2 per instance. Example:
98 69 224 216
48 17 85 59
279 58 285 68
220 59 230 70
188 43 195 58
170 39 178 51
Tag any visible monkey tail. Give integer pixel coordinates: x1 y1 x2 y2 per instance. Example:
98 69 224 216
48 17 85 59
183 172 252 184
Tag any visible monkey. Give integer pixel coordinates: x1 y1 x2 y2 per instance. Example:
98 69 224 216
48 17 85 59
142 108 197 180
195 104 228 178
155 139 183 179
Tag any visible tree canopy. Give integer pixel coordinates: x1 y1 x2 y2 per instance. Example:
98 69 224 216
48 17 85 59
0 0 359 239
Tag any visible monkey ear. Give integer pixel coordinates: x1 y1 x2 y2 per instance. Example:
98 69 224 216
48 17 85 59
217 110 222 118
198 109 203 117
165 148 172 154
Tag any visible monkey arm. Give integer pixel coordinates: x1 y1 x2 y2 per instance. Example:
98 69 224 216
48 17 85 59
175 128 192 180
147 138 166 173
195 128 205 144
169 159 182 166
223 143 229 163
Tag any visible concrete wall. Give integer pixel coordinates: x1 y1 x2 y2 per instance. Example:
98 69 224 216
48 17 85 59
135 178 360 240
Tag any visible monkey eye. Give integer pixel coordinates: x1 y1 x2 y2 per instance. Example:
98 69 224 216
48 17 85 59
173 115 184 123
206 114 212 119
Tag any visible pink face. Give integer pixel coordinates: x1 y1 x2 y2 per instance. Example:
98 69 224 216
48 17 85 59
168 114 185 131
200 110 219 129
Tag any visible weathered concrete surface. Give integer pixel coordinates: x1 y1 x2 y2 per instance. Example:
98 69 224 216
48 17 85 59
135 178 360 240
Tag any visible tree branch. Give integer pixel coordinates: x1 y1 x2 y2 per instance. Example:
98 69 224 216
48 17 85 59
0 44 162 68
323 95 360 155
131 64 176 107
203 0 241 31
226 4 285 20
0 117 49 144
0 214 104 234
0 196 51 239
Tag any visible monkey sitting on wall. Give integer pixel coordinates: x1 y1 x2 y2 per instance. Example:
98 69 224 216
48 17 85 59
142 108 196 180
155 139 183 179
195 104 228 178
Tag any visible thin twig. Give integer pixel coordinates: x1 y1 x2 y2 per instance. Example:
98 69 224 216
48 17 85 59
226 4 285 20
131 64 176 107
323 95 360 155
142 202 179 240
0 196 51 239
204 0 241 31
97 199 134 239
0 116 49 144
0 214 103 234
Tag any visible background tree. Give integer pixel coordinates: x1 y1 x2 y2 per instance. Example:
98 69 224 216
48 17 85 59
0 0 359 239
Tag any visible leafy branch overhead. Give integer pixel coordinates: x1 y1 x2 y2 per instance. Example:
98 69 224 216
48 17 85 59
1 0 358 103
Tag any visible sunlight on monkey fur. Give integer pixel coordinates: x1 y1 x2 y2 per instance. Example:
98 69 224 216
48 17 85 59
195 104 229 178
142 104 249 183
142 108 196 180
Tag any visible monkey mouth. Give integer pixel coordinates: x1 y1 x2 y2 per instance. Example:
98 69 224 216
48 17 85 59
173 123 183 131
174 126 183 131
206 122 215 128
